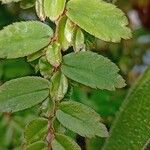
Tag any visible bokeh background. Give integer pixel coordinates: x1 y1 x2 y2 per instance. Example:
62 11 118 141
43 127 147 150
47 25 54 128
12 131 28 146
0 0 150 149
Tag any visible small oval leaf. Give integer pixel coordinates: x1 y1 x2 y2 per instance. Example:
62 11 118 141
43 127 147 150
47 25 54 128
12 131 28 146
56 101 108 138
44 0 66 21
26 141 47 150
66 0 132 42
0 21 53 59
20 0 36 9
46 42 62 68
24 118 48 144
35 0 46 21
57 16 70 51
52 133 81 150
0 76 50 113
73 28 85 52
39 56 53 79
50 71 68 101
61 51 126 91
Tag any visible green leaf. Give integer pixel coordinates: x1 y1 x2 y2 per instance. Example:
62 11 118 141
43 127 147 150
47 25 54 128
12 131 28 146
56 101 108 138
39 56 53 79
27 50 44 62
57 16 70 51
46 42 62 68
64 19 76 43
35 0 46 21
0 0 21 4
20 0 36 9
24 118 48 144
0 21 53 59
103 68 150 150
50 71 68 101
26 141 47 150
0 76 50 113
73 28 85 52
66 0 131 42
44 0 66 21
52 133 81 150
61 51 125 90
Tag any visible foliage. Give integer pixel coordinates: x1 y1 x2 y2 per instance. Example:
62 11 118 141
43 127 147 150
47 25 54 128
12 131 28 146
0 0 135 149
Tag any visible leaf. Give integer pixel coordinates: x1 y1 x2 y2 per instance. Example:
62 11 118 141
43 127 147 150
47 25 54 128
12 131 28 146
0 21 53 59
61 51 126 91
46 42 62 68
39 56 53 79
24 118 48 144
0 0 21 4
73 28 85 52
0 76 50 113
50 71 68 101
35 0 46 21
64 19 76 43
27 50 44 62
52 133 81 150
44 0 66 21
57 16 70 51
56 101 108 138
20 0 36 9
66 0 132 42
40 98 55 117
103 68 150 150
26 141 47 150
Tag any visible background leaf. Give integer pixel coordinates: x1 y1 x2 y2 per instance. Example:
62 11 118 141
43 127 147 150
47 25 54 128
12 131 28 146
0 21 53 58
61 51 126 90
103 68 150 150
66 0 131 42
0 76 50 112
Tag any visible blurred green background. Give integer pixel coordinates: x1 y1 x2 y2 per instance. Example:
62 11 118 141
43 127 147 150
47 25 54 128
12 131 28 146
0 0 150 149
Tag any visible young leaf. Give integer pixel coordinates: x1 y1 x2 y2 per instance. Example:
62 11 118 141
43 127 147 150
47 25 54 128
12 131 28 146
56 101 108 138
40 98 55 118
0 21 53 59
35 0 46 21
73 28 85 52
44 0 66 21
57 16 70 51
64 19 76 43
61 51 126 91
50 71 68 101
39 56 53 79
103 68 150 150
24 118 48 144
66 0 132 42
0 77 50 113
46 42 62 68
20 0 36 9
26 141 47 150
52 133 81 150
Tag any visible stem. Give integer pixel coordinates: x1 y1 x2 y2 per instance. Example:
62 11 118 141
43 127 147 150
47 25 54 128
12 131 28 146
47 119 55 150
